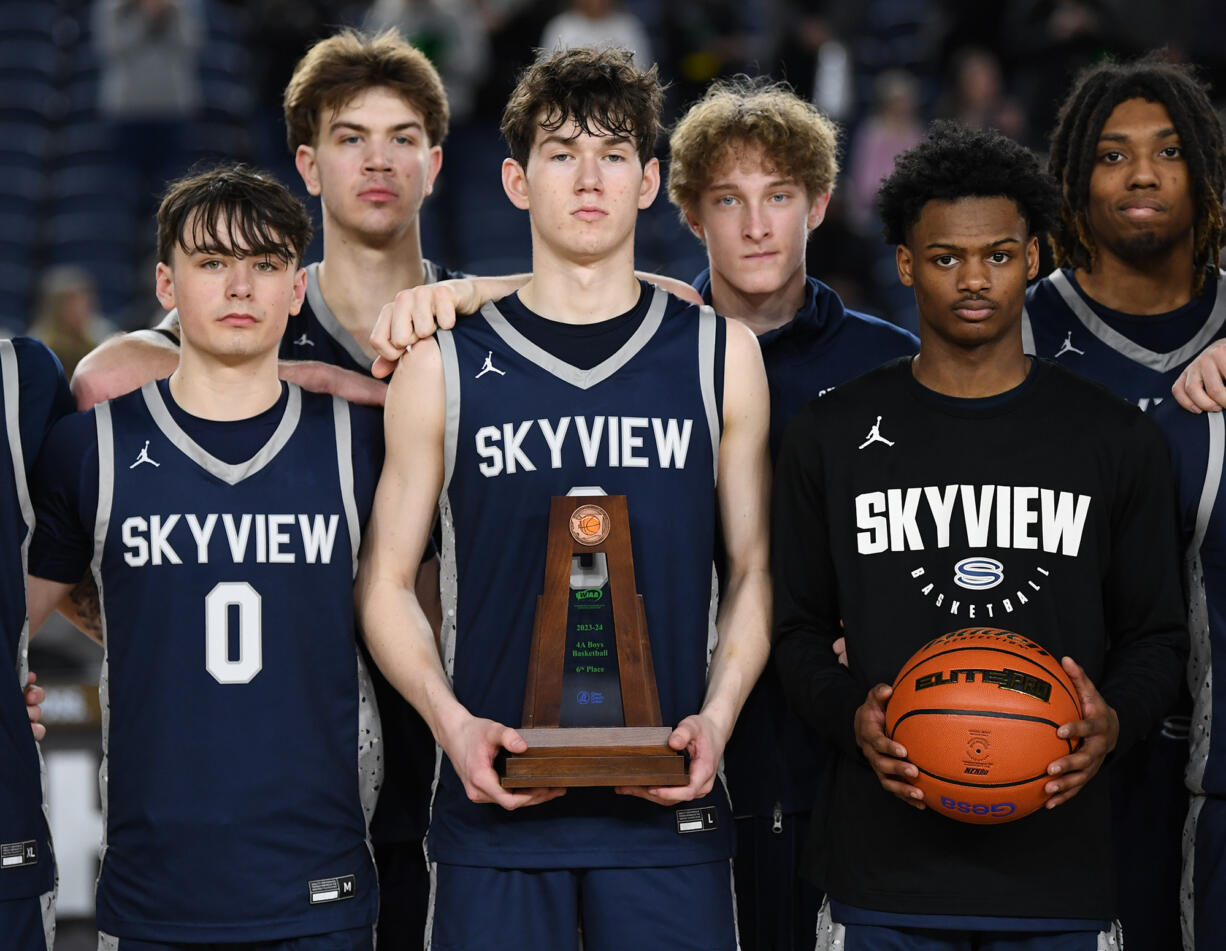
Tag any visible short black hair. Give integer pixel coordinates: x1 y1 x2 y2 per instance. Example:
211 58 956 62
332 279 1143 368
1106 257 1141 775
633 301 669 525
1048 51 1225 290
877 120 1060 246
157 163 314 268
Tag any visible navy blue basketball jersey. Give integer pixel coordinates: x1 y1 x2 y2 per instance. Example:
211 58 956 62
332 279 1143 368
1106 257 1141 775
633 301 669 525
1023 268 1226 411
0 338 69 906
89 383 379 942
280 261 456 374
429 286 735 868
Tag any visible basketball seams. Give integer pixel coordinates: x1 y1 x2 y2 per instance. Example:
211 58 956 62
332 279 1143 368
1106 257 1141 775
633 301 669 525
911 763 1054 790
893 645 1082 718
889 707 1064 732
884 627 1083 822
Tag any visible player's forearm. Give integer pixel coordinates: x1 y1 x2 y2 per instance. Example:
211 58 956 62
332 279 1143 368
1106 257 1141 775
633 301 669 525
71 332 179 410
701 565 771 742
277 360 388 407
358 578 468 742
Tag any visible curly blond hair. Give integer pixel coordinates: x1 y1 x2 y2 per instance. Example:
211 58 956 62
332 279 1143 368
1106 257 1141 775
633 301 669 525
668 77 839 219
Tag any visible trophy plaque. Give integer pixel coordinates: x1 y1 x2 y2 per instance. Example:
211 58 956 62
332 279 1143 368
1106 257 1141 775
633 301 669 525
498 494 689 788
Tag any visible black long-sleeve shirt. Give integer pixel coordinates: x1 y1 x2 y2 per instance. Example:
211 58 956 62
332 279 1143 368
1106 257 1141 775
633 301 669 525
772 357 1188 920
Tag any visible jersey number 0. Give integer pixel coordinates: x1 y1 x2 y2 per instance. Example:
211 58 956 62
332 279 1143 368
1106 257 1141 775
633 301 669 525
204 581 263 684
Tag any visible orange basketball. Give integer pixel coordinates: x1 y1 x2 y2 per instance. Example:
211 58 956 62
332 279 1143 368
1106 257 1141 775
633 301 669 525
579 515 601 537
883 628 1083 825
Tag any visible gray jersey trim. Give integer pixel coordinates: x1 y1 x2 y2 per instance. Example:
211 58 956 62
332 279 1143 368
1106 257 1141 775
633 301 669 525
1182 794 1205 951
93 402 116 882
1186 411 1223 794
437 332 461 496
40 885 55 950
479 285 669 391
303 263 376 373
698 305 720 481
302 259 441 373
140 382 302 485
355 648 384 829
1043 268 1226 371
1020 310 1036 355
332 397 361 579
0 340 34 685
426 495 459 888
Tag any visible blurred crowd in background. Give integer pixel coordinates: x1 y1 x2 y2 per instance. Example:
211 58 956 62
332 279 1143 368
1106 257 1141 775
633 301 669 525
2 0 1225 354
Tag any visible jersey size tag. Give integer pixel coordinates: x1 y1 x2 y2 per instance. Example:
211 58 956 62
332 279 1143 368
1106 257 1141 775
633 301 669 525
675 806 719 835
1 841 37 868
308 874 356 904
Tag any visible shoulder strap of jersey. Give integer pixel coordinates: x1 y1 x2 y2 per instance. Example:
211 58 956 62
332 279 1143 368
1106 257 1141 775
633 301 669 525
331 396 361 579
0 340 34 682
0 340 32 537
698 304 720 480
302 264 375 372
1192 411 1225 552
437 332 460 497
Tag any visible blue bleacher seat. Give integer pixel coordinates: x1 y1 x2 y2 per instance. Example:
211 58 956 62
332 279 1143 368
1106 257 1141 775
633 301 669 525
0 121 53 167
0 1 58 41
0 78 61 123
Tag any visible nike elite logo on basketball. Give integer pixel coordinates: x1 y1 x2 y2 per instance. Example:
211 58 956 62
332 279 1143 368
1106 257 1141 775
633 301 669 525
855 485 1092 556
475 415 694 477
120 513 342 566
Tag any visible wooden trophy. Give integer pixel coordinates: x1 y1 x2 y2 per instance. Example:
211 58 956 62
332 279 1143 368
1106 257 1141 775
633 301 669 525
498 495 689 788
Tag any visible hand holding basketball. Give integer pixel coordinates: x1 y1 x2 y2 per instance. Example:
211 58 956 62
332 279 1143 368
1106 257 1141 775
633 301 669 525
854 683 925 809
1042 656 1119 809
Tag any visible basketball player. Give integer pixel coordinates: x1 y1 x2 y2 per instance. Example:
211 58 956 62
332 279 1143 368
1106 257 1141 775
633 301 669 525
64 31 504 946
1024 52 1225 410
773 122 1187 949
357 47 771 951
0 338 72 951
664 77 916 951
1021 53 1226 949
26 165 384 950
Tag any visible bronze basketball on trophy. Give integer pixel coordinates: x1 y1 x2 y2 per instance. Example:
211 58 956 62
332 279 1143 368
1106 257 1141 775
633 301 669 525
498 494 689 788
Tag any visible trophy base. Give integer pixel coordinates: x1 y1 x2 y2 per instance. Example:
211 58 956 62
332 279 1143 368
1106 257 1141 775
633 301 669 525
499 726 689 788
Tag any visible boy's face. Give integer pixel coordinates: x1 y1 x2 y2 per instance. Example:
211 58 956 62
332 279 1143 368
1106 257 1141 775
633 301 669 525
685 145 828 299
296 86 442 244
1084 97 1195 265
156 214 307 363
896 196 1038 350
502 118 659 264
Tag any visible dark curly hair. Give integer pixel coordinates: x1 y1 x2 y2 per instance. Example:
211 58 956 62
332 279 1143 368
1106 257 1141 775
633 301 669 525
877 120 1060 246
501 46 663 169
1047 51 1225 292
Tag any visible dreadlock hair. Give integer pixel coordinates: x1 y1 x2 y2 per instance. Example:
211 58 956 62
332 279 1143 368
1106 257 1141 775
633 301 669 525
1048 51 1225 292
